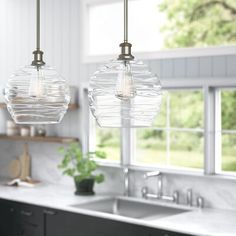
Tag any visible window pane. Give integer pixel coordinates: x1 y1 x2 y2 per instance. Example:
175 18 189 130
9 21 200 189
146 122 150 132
88 0 166 55
170 90 204 128
170 131 204 169
135 129 167 165
134 90 204 169
96 126 120 161
87 0 236 56
153 91 167 128
222 134 236 172
221 90 236 130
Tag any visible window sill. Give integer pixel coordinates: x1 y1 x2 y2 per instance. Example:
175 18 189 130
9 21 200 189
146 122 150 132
97 161 236 181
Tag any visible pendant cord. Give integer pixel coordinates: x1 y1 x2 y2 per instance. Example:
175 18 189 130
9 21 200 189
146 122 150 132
118 0 134 60
31 0 45 67
124 0 128 43
36 0 40 50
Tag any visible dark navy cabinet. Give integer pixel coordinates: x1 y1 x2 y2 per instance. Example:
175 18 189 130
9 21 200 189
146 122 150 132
0 198 191 236
0 199 18 236
0 199 43 236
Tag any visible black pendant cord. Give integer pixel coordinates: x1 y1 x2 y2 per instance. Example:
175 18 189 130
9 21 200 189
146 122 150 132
32 0 45 67
118 0 134 61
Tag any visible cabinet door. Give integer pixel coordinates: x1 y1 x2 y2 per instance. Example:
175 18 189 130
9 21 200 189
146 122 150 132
16 202 44 236
44 209 88 236
45 208 144 236
0 199 18 236
0 199 44 236
82 214 143 236
16 222 43 236
143 227 192 236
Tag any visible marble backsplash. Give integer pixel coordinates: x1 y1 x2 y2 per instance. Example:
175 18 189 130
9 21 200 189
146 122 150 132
0 140 236 211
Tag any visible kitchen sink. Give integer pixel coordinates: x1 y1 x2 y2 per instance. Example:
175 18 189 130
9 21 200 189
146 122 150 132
71 197 191 220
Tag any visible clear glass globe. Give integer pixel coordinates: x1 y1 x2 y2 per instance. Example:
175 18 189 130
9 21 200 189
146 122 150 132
4 65 70 124
88 59 162 128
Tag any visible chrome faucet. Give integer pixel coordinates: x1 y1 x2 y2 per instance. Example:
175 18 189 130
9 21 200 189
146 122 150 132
123 167 129 196
143 171 162 198
141 171 179 204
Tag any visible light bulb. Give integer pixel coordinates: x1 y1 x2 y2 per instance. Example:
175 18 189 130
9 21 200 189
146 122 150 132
29 68 46 98
115 61 136 100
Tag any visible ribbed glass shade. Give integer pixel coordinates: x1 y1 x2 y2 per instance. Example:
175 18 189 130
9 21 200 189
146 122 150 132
4 65 70 124
88 60 162 128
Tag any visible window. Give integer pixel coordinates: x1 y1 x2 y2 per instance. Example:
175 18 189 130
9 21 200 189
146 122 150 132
219 89 236 172
91 122 121 162
133 90 204 170
84 0 236 59
88 0 165 56
88 84 236 176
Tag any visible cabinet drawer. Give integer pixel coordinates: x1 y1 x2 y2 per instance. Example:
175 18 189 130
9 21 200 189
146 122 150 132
18 203 43 226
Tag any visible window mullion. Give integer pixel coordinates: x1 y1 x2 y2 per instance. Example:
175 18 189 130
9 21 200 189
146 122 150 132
215 89 222 173
204 86 216 175
166 92 170 166
121 127 132 166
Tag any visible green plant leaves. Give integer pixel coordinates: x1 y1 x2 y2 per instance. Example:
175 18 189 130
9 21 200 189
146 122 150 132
95 174 105 183
58 142 106 184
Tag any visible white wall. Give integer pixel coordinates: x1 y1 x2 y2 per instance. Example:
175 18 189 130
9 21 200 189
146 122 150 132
0 0 236 212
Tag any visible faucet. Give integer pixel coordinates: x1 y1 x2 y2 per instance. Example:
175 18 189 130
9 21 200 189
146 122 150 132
123 167 129 196
141 171 179 204
143 171 162 198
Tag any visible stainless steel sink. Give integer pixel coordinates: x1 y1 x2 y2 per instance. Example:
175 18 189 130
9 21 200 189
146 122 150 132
71 197 190 220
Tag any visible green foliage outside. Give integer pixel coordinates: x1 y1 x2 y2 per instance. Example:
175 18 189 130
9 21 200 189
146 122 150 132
221 91 236 171
96 128 120 161
58 142 106 183
136 91 204 169
158 0 236 49
222 90 236 130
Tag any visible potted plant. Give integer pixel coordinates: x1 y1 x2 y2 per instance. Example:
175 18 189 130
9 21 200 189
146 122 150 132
58 142 106 196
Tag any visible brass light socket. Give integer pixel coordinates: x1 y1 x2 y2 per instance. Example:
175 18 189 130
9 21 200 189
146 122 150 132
118 42 134 61
31 50 45 67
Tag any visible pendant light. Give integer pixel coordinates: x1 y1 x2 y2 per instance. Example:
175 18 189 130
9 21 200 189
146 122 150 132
88 0 162 128
4 0 70 124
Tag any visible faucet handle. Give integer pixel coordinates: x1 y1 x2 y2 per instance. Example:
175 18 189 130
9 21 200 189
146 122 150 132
123 167 129 197
141 186 148 199
186 189 193 206
173 191 179 204
197 196 204 208
144 171 161 179
123 167 129 174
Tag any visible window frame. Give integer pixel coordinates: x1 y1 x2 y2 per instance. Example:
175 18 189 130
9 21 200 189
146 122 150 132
83 77 236 178
80 0 236 64
215 87 236 176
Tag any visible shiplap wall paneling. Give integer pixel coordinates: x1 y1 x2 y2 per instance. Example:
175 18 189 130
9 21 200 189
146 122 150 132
226 55 236 77
212 56 227 77
186 58 199 78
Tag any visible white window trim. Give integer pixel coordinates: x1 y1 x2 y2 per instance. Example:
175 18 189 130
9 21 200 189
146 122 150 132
80 0 236 64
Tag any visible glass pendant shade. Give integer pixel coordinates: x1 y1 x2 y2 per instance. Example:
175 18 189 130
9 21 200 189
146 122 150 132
4 65 70 124
89 60 162 127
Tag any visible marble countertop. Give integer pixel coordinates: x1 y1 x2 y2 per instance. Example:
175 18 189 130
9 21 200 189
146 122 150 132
0 182 235 236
